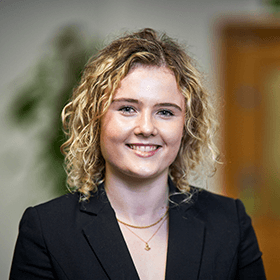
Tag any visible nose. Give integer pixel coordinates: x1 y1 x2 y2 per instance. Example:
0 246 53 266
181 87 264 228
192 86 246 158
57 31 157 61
134 110 158 137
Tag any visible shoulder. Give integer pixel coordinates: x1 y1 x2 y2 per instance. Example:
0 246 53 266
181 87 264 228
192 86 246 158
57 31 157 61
19 192 82 233
184 187 252 234
191 187 242 215
190 188 263 267
191 188 263 261
26 192 80 218
194 187 235 205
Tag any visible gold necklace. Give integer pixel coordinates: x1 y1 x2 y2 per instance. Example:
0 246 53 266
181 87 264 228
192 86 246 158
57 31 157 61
122 215 168 251
116 208 169 229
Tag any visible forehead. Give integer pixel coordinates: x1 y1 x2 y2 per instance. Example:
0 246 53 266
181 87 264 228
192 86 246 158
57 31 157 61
114 66 184 104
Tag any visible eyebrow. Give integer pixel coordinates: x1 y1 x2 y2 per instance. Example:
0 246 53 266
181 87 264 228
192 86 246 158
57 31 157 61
112 98 182 111
155 103 182 112
112 98 139 104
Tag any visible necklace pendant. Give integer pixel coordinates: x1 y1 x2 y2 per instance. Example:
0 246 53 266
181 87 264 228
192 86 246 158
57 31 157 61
145 243 151 251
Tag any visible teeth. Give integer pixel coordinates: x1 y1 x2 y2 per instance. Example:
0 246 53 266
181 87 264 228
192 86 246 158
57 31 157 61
129 145 158 152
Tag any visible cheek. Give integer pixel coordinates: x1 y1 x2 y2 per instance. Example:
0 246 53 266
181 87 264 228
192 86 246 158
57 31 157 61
100 114 120 141
170 135 184 151
162 120 185 145
100 116 113 158
100 114 133 154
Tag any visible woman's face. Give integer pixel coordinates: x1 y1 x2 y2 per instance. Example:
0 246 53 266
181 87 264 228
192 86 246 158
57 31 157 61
100 66 185 181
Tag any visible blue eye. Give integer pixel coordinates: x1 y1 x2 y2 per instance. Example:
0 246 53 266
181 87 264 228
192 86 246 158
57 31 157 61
158 109 174 116
119 106 136 114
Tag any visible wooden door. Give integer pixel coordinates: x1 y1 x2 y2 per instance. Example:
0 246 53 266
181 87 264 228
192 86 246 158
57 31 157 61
215 17 280 279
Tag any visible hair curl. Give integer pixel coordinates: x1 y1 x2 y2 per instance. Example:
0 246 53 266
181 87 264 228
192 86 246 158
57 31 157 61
61 28 219 201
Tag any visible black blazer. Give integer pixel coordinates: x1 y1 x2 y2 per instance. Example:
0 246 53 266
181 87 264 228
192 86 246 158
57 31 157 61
10 181 266 280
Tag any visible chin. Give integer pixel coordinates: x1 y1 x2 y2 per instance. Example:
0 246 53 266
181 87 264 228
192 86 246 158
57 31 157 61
123 168 165 181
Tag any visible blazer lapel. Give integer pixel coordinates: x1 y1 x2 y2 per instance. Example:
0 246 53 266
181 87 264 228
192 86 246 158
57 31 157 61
165 191 205 280
80 189 140 280
79 181 205 280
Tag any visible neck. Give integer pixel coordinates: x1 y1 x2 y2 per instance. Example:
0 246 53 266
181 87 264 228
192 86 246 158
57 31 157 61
104 172 169 226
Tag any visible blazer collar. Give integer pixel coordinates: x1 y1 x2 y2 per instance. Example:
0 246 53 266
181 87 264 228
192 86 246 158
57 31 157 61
165 178 205 280
80 186 140 279
78 178 198 214
80 180 205 280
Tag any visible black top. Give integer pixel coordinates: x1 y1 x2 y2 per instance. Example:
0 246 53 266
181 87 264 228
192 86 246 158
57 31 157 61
10 180 266 279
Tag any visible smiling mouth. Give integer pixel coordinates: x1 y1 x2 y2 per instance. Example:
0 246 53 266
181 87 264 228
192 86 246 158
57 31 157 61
127 144 160 152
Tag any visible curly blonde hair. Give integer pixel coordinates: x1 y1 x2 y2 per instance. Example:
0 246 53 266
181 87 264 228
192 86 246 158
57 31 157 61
61 28 219 200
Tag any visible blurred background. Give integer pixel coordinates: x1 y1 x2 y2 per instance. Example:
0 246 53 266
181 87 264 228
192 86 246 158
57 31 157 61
1 0 279 279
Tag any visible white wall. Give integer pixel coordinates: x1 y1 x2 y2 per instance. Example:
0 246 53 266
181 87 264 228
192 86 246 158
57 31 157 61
0 0 263 278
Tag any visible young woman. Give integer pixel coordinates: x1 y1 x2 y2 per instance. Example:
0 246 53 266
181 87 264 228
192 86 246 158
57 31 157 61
10 28 266 280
